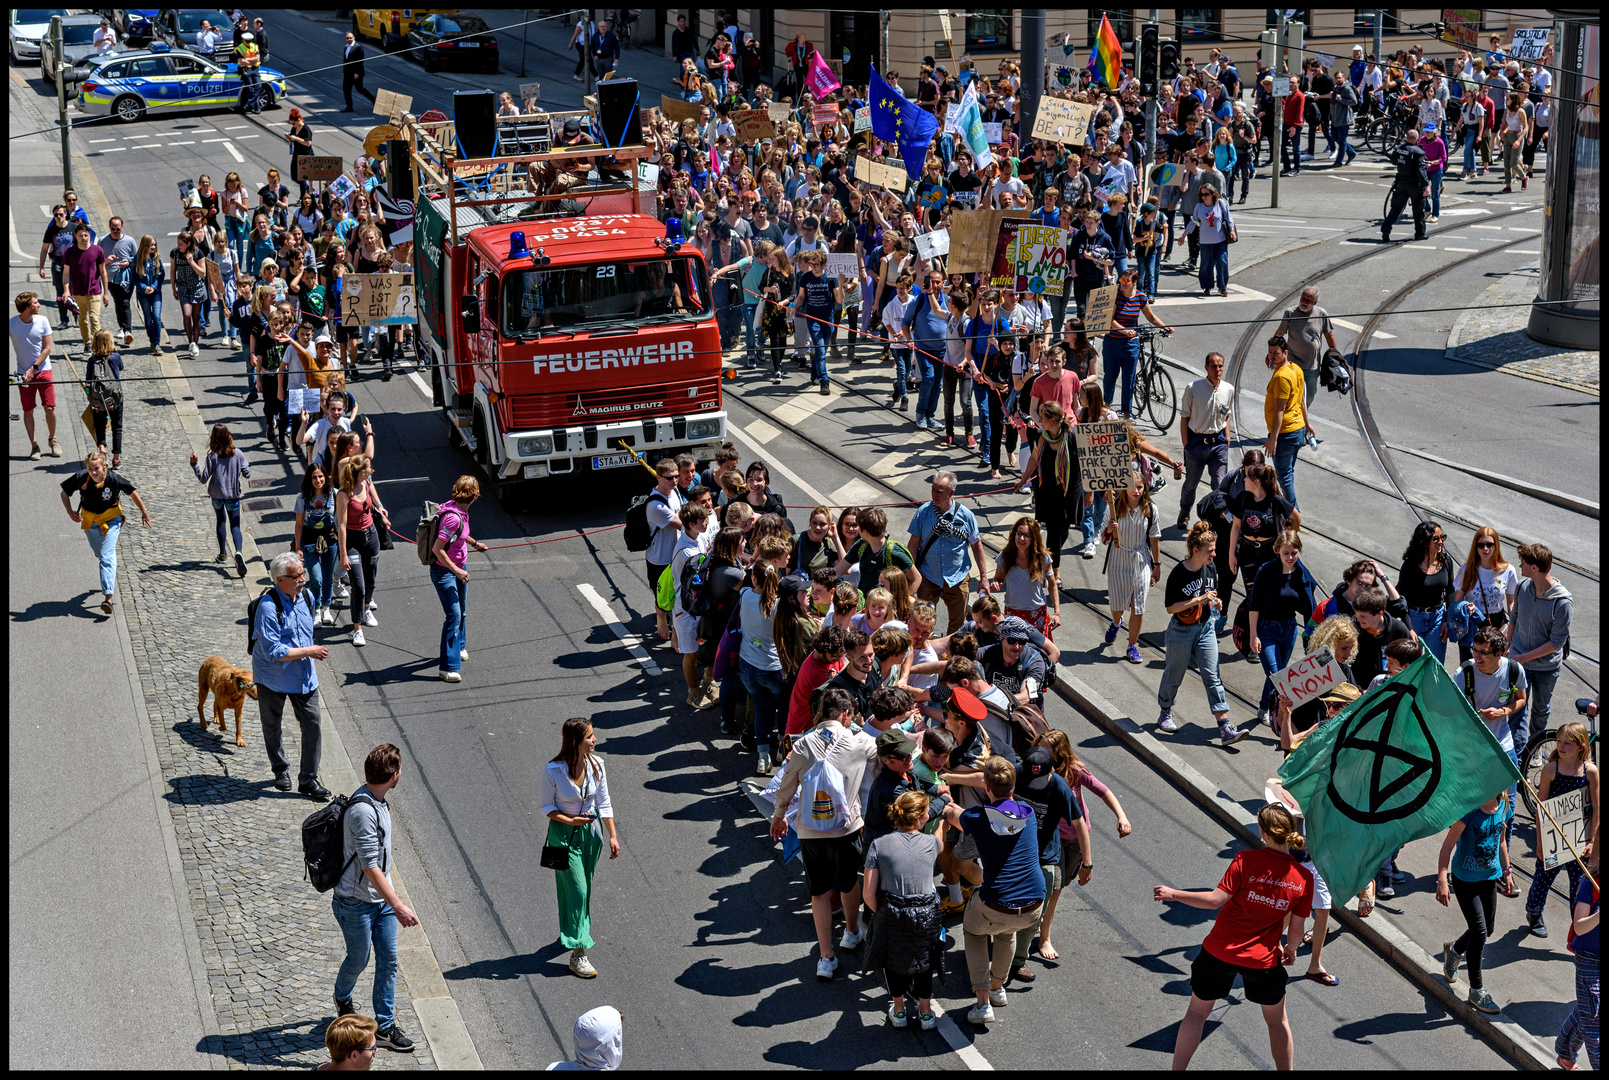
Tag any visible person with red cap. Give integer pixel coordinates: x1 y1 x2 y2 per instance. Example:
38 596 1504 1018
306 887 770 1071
934 683 991 914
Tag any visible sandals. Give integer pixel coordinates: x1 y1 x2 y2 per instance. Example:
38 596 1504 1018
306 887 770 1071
1302 929 1314 945
1357 883 1376 917
1304 970 1340 987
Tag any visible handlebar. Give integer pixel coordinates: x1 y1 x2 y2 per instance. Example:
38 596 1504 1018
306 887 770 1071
1135 326 1172 339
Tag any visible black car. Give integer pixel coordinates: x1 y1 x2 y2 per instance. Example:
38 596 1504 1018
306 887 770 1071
406 12 498 74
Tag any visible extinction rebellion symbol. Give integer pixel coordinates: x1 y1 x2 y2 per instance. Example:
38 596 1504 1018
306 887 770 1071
1325 683 1443 825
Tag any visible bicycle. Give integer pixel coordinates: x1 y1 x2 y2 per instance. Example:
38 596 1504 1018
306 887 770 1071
1362 97 1415 154
1133 326 1177 434
1520 696 1598 819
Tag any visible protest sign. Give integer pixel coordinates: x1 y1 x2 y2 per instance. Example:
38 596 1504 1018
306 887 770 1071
855 155 909 192
1012 224 1068 296
204 257 225 298
1084 283 1119 333
1313 51 1334 72
364 124 399 159
766 102 791 123
519 81 542 103
1031 97 1096 146
825 252 860 282
1274 648 1350 710
637 161 660 192
989 217 1025 287
1151 161 1189 189
937 9 953 46
1075 421 1133 491
296 156 344 183
913 229 950 260
1509 27 1549 59
734 109 775 143
854 107 871 133
947 209 1030 274
177 177 196 203
1537 787 1589 870
289 386 323 417
1442 8 1480 49
933 39 953 62
982 122 1004 145
660 95 704 124
341 273 416 328
372 185 414 247
944 103 963 134
812 103 842 128
373 89 412 123
328 173 358 206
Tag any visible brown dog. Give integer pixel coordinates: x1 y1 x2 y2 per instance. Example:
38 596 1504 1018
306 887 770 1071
197 655 258 747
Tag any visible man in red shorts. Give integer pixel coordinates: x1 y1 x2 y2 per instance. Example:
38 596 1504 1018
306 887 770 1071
10 292 59 459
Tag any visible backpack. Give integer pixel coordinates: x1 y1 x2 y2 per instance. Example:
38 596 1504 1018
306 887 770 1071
1461 658 1519 707
655 562 677 612
248 585 313 654
623 490 669 553
681 552 716 617
797 729 852 833
1231 599 1254 658
301 791 382 893
84 354 124 412
982 695 1050 765
415 500 443 566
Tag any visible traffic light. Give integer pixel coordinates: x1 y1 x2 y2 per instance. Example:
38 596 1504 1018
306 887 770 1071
1159 38 1180 83
1260 30 1277 75
1288 22 1305 72
1140 23 1159 97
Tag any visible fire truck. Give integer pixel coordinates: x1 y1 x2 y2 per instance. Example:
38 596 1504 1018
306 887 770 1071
404 107 726 496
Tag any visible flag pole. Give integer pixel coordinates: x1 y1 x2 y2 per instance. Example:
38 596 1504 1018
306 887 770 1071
1521 775 1600 892
612 438 661 479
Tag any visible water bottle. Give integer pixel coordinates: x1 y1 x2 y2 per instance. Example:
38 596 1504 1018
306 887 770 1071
1305 431 1320 450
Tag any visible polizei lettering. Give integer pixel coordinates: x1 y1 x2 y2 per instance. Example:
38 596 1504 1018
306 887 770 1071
532 340 695 375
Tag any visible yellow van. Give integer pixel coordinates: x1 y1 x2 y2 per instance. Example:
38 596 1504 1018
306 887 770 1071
352 9 459 53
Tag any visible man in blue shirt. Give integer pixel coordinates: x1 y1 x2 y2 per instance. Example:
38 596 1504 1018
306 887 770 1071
906 470 990 634
252 552 330 799
902 269 952 431
941 755 1046 1025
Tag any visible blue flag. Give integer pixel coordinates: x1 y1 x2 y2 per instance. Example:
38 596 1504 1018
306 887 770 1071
869 66 940 184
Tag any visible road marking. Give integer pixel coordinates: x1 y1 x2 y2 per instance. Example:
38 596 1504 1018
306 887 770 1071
168 140 197 145
407 370 432 401
9 206 31 263
222 140 244 162
934 1013 994 1070
1149 283 1275 308
1470 224 1504 230
1443 246 1479 252
203 136 231 142
236 134 259 140
871 449 925 482
727 424 829 505
1230 223 1341 232
88 137 119 143
101 146 128 153
744 418 782 444
1232 215 1310 223
1438 207 1490 216
1405 244 1437 250
829 478 885 509
223 124 248 130
1508 227 1541 233
576 583 662 676
1330 317 1395 340
1512 249 1540 254
771 389 832 428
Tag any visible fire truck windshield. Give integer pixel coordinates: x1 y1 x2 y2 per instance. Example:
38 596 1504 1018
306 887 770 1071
503 256 712 337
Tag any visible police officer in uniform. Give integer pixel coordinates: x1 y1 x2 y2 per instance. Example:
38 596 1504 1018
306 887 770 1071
1380 128 1430 242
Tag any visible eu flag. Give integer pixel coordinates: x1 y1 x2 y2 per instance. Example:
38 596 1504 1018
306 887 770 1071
869 66 939 185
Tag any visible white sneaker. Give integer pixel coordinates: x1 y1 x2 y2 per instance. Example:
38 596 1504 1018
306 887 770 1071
440 670 461 683
815 954 839 982
919 1008 941 1031
839 926 864 951
351 627 366 646
886 1002 908 1028
334 583 351 600
988 985 1007 1007
966 1002 996 1026
363 610 378 627
460 648 468 662
316 605 328 625
368 599 379 611
755 748 772 775
190 341 200 358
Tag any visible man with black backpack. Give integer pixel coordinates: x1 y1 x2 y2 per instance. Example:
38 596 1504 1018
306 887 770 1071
332 743 418 1053
251 552 329 800
638 459 685 644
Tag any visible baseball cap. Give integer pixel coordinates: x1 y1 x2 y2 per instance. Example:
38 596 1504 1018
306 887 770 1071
1017 746 1056 792
876 728 917 758
778 571 810 595
997 616 1032 642
313 331 333 347
948 685 987 721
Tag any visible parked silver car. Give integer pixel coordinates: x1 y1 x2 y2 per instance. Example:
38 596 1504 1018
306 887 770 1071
9 8 69 64
41 14 122 84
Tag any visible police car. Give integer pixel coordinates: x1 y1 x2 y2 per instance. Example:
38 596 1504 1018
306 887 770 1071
76 41 288 122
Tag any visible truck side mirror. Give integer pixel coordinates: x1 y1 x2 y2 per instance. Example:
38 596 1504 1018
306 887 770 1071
460 295 480 335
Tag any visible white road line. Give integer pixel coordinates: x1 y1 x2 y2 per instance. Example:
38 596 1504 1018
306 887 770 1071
1330 317 1396 340
935 1013 994 1070
236 134 259 140
222 140 245 162
576 583 662 676
88 137 119 143
1508 227 1541 233
1443 246 1479 252
1471 224 1505 230
101 146 128 153
1228 223 1341 232
743 418 782 444
168 140 197 145
9 206 31 263
202 136 231 142
1149 284 1276 308
1405 244 1437 250
728 423 829 505
223 124 249 130
1512 249 1540 254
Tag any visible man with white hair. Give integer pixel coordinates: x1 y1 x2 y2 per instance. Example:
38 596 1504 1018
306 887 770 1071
253 552 331 799
1275 287 1339 411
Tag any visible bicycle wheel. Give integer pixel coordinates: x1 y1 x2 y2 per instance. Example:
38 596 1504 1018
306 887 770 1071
1145 360 1177 434
1521 729 1556 820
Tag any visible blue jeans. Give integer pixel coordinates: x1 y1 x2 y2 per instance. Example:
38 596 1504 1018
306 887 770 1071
1408 605 1448 665
1113 255 1129 275
1137 249 1161 297
1159 616 1229 715
1256 616 1299 711
1462 128 1479 175
1282 129 1302 171
739 657 787 751
805 317 829 384
227 217 249 270
430 563 468 672
84 517 123 596
1102 334 1140 417
1331 123 1354 163
332 895 398 1030
1273 429 1305 511
914 347 942 420
892 348 911 398
137 290 163 349
1079 484 1107 547
1427 167 1443 217
972 380 993 456
1198 240 1229 293
302 542 336 608
1513 667 1557 749
742 302 759 359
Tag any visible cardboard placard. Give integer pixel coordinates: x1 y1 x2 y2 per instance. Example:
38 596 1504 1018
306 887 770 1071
204 257 225 298
1074 421 1132 491
947 209 1030 275
296 155 345 183
1313 51 1334 72
363 124 399 160
660 95 704 124
1537 787 1589 869
913 228 950 260
1509 27 1549 60
373 89 412 122
855 155 909 193
1272 648 1348 710
734 109 776 143
766 102 791 123
327 173 358 205
854 107 871 133
1031 97 1096 146
341 272 416 327
944 103 963 134
811 103 841 128
1012 224 1068 296
988 217 1025 286
1151 161 1189 189
1083 283 1119 333
519 81 542 102
825 252 861 282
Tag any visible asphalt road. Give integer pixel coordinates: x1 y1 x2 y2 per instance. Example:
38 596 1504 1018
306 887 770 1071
13 12 1586 1067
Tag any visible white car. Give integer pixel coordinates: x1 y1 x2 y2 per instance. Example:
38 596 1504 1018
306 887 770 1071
10 8 69 64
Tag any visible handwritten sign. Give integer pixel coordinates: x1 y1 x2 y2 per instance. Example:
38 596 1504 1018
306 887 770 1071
519 81 542 103
1442 8 1481 50
811 103 842 128
1151 161 1189 189
660 95 704 124
947 209 1030 274
1084 283 1119 333
204 257 225 298
327 173 358 206
1273 647 1348 710
937 9 953 46
766 102 791 123
373 89 412 123
944 103 963 134
825 252 861 282
364 125 400 160
989 217 1025 287
289 386 323 416
296 156 344 183
637 161 660 192
913 228 950 260
1537 787 1589 869
982 122 1004 145
1013 224 1068 296
1032 97 1096 146
1509 27 1549 60
854 107 871 133
1313 51 1334 72
177 177 196 203
1074 421 1133 491
855 155 909 193
341 272 416 328
734 109 775 143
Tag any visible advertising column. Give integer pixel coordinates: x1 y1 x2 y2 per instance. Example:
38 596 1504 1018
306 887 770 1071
1529 17 1599 348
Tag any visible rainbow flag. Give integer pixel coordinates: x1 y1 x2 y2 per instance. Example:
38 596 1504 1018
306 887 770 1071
1088 14 1122 88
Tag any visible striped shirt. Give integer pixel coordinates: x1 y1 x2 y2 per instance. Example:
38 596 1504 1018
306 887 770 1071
1112 290 1148 328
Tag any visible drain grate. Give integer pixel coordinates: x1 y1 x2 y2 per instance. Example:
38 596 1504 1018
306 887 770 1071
244 498 282 513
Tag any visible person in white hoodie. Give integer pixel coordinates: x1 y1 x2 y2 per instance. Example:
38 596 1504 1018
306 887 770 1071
546 1006 623 1071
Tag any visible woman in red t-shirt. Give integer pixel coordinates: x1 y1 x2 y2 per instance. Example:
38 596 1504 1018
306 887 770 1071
1154 803 1314 1070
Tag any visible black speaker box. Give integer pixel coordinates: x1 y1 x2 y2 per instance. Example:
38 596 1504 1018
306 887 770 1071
386 140 414 202
595 78 644 148
453 89 497 159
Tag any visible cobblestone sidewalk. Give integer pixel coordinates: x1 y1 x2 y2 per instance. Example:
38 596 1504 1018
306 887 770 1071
1446 263 1600 395
100 341 437 1070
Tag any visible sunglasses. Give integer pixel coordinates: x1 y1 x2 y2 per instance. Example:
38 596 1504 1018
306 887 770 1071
1476 541 1495 549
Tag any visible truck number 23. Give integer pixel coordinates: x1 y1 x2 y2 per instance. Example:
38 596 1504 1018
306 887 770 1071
595 265 616 278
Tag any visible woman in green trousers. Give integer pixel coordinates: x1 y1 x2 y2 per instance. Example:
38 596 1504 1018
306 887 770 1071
541 718 620 977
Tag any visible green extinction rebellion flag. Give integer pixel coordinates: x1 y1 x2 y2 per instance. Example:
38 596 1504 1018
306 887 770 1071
1278 655 1520 904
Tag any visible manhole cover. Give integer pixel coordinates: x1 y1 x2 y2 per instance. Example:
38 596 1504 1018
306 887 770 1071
244 498 282 513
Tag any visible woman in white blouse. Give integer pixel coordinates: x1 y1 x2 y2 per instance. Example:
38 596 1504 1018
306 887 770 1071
540 718 620 979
